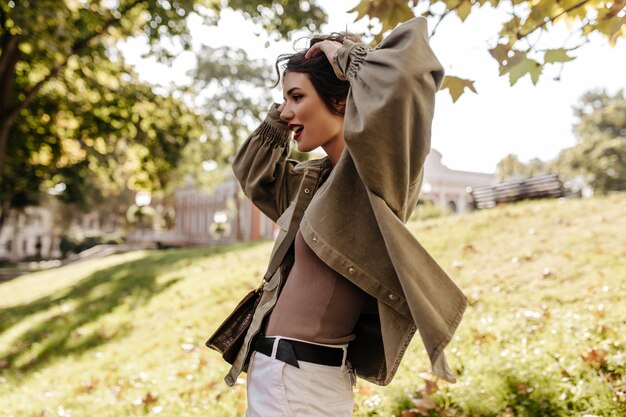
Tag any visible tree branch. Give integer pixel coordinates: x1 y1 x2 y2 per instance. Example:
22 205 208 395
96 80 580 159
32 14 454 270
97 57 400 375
0 0 147 175
518 0 592 39
0 34 19 114
429 2 463 38
6 0 147 122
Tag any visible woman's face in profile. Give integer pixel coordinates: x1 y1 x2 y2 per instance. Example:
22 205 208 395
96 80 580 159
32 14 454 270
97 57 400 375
279 72 344 154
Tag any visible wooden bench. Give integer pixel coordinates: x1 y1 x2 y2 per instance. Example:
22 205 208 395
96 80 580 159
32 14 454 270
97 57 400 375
469 173 566 209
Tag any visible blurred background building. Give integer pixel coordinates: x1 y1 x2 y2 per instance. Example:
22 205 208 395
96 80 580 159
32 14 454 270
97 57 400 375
421 149 495 214
1 150 493 262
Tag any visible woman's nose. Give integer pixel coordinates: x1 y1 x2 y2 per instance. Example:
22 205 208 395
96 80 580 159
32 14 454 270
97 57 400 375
279 103 293 122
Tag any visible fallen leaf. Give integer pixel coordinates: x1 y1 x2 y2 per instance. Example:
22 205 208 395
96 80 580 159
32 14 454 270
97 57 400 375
581 348 608 367
473 331 497 344
423 379 439 396
77 378 98 394
412 397 436 413
462 243 476 253
142 392 158 406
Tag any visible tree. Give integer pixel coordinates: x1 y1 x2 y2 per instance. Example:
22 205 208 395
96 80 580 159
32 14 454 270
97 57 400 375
184 44 319 239
552 89 626 193
0 0 326 230
165 45 274 240
495 90 625 192
495 153 527 181
176 45 274 188
352 0 625 101
0 50 204 230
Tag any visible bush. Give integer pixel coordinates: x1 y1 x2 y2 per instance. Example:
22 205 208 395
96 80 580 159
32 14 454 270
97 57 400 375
59 230 125 257
411 199 454 221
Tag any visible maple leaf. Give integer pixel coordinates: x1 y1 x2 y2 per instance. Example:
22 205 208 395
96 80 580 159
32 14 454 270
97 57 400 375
544 48 576 64
507 56 543 85
440 76 477 102
581 348 608 367
489 44 511 65
457 0 472 21
142 392 158 405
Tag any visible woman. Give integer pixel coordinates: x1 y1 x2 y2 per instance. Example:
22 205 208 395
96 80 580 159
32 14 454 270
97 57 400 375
225 17 467 417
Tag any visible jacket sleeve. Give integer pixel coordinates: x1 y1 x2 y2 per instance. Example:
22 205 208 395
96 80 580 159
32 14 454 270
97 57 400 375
232 103 303 222
335 17 444 219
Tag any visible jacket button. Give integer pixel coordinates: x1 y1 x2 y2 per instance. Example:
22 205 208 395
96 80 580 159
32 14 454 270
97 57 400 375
304 188 310 194
312 236 317 243
348 267 355 274
388 293 397 301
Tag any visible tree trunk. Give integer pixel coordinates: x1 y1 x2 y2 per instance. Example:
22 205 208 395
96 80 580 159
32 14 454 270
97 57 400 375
0 32 20 177
0 116 16 179
0 199 10 236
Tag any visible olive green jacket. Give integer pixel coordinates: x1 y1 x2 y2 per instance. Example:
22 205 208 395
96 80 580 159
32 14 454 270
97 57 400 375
223 17 467 386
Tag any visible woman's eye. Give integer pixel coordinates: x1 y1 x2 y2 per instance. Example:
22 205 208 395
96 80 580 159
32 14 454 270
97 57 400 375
293 95 303 101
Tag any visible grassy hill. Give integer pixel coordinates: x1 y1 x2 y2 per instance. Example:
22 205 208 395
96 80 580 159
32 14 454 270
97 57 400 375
1 194 624 417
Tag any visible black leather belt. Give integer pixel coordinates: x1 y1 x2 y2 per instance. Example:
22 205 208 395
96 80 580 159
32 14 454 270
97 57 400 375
253 335 344 368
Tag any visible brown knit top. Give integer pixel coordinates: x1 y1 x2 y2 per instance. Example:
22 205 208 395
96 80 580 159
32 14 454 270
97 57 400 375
265 229 368 344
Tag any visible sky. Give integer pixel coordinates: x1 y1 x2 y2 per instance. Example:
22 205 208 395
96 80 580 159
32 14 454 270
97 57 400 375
120 1 626 174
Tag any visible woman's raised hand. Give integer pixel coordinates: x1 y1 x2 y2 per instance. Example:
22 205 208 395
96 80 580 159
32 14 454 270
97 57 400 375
305 40 346 80
304 40 341 61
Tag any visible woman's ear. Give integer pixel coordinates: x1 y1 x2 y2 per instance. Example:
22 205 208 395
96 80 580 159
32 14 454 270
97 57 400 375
333 98 346 115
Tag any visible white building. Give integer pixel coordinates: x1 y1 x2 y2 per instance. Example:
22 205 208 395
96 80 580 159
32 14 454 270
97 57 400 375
158 174 276 246
0 205 62 262
421 149 495 214
172 150 496 245
0 197 125 263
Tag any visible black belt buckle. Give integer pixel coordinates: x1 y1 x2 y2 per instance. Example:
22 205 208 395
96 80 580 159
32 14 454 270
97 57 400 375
254 335 344 368
276 339 300 368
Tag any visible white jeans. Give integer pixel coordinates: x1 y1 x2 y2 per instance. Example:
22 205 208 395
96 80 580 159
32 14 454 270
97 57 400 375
245 338 355 417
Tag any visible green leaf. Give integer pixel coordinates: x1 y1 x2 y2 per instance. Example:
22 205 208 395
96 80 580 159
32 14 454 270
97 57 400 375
507 57 543 85
440 76 477 102
457 0 472 22
348 0 371 21
352 0 415 32
489 44 511 65
544 48 575 64
594 14 626 46
498 50 525 76
18 42 33 54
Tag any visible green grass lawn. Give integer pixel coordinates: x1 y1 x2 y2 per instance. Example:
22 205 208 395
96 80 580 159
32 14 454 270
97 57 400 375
1 194 625 417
